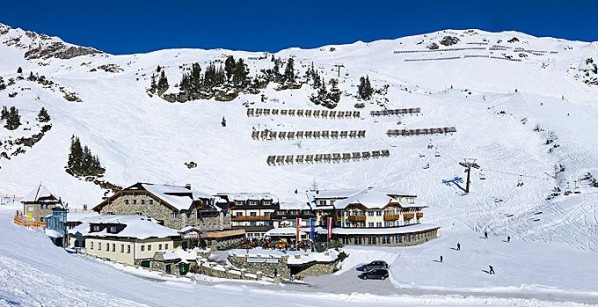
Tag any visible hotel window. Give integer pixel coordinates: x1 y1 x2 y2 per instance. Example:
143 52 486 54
319 200 326 206
368 236 377 245
141 200 145 205
92 225 100 232
133 200 137 205
165 244 168 250
382 236 390 244
141 245 145 252
109 226 116 233
112 244 116 252
235 212 243 216
172 212 178 219
396 235 402 243
90 242 94 249
121 244 124 253
158 244 162 250
149 200 154 205
368 222 374 228
376 211 382 216
250 212 257 216
136 212 143 216
127 245 131 254
376 222 382 227
148 244 152 251
98 243 102 251
124 200 129 205
367 211 374 216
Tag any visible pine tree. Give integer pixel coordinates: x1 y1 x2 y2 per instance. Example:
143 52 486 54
4 106 21 130
233 58 249 86
157 70 169 94
150 73 156 91
327 78 341 103
68 136 83 172
156 65 162 72
0 106 8 120
284 58 295 83
190 63 202 90
358 75 373 100
17 67 22 74
37 107 50 122
224 56 236 81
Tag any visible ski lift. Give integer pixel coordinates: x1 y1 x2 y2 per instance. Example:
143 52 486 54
479 169 486 180
422 163 430 169
419 153 426 158
427 139 434 149
434 148 441 157
573 180 581 194
564 181 572 196
516 176 524 187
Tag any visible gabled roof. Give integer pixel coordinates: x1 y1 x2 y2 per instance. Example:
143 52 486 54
23 185 59 203
69 215 180 240
93 182 219 212
279 201 311 210
333 187 420 210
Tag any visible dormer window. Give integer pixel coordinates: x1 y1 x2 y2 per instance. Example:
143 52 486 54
124 200 129 205
319 200 326 206
109 226 116 233
407 198 415 204
263 200 271 205
141 200 145 205
92 225 100 232
249 200 258 205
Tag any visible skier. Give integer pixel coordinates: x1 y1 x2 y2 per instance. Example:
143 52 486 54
507 236 511 243
484 231 488 239
440 255 443 263
489 265 495 275
457 242 461 251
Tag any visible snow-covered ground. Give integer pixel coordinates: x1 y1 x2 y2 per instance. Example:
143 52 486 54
1 23 598 305
0 206 592 306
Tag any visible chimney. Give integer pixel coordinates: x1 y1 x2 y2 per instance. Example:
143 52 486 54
185 184 191 190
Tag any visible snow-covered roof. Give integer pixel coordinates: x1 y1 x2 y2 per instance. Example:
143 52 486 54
264 227 326 237
69 215 180 240
23 185 58 203
332 223 440 235
141 183 216 211
218 192 278 203
161 249 198 262
279 201 310 210
44 228 63 238
67 212 99 223
307 189 361 201
333 187 419 210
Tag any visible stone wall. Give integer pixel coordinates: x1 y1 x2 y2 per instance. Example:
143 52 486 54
294 261 340 279
23 204 53 222
193 259 264 281
98 193 228 231
228 255 290 278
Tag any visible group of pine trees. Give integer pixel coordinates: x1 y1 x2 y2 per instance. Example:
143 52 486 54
149 66 170 95
358 76 374 100
310 78 341 108
67 136 105 177
1 106 21 130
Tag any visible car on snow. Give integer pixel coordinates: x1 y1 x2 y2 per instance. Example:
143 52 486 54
359 269 389 280
359 260 389 271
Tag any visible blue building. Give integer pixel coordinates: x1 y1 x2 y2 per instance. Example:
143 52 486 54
44 208 67 247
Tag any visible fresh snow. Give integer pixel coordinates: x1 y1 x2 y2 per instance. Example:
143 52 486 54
1 25 598 305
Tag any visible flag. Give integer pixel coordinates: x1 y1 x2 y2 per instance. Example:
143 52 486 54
327 216 333 240
310 217 315 241
296 217 302 243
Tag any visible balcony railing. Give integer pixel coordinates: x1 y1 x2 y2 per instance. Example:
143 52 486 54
231 215 271 221
403 213 415 220
416 212 423 219
347 215 367 222
383 214 400 221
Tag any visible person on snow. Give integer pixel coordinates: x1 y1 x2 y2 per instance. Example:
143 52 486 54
489 265 495 274
440 255 443 263
507 236 511 243
457 242 461 251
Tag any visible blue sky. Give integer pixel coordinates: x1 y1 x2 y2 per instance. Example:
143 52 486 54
1 0 596 54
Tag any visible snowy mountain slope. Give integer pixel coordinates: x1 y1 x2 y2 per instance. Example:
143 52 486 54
0 24 598 255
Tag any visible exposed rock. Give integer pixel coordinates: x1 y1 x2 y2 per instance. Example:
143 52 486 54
439 36 460 46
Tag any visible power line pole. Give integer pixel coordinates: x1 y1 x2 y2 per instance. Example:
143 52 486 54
334 64 344 78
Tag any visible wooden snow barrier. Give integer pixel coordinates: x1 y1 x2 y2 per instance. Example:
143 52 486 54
370 108 421 116
386 127 457 137
266 149 390 166
246 108 360 119
251 129 366 140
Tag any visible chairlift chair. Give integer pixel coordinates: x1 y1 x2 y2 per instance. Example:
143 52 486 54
573 180 581 194
517 176 524 187
479 169 486 180
434 149 441 157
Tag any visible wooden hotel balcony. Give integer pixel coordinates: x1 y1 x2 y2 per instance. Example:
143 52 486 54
231 215 271 221
383 214 400 221
347 215 367 222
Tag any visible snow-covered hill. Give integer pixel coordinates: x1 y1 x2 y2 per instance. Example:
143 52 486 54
1 23 598 255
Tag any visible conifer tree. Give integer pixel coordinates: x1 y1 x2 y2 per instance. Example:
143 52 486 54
37 107 50 122
284 58 295 83
17 67 22 74
190 63 202 90
233 58 249 86
224 56 236 81
4 106 21 130
157 70 169 94
0 106 8 120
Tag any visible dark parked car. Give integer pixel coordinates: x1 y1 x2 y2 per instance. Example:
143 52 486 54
359 269 389 280
360 260 389 271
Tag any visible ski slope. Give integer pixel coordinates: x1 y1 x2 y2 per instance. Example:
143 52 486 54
1 23 598 305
